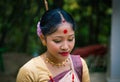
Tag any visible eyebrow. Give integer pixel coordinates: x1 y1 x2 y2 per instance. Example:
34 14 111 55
52 34 75 38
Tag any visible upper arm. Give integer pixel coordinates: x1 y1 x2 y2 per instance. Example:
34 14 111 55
81 58 90 82
16 67 34 82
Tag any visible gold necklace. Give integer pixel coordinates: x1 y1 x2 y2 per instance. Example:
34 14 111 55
45 55 69 67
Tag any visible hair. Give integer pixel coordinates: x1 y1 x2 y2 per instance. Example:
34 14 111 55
39 8 76 36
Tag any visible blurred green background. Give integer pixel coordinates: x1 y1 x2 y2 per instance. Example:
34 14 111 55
0 0 112 54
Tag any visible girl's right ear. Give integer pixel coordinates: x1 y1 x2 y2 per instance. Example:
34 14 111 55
39 34 46 46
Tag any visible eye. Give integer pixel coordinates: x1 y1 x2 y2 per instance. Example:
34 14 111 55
68 39 73 41
68 37 74 42
53 40 61 43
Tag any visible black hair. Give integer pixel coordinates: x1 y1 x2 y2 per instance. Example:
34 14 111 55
39 8 76 36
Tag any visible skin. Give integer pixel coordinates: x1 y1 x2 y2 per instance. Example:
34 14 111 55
41 22 75 64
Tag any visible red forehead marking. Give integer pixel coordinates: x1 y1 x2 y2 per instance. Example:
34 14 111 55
62 19 66 23
63 29 68 34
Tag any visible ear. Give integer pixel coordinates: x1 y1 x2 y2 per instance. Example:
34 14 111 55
39 34 46 46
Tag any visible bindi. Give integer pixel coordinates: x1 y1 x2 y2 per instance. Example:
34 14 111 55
62 20 66 23
63 29 68 34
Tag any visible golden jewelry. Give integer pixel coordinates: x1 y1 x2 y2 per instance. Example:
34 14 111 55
45 56 69 67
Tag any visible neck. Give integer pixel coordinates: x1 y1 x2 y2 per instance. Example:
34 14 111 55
45 52 69 67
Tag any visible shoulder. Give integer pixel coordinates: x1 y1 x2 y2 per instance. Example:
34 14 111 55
17 56 42 75
21 56 41 68
16 56 50 82
19 56 47 71
80 57 87 65
70 55 84 63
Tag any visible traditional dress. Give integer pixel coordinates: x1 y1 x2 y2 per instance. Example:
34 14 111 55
16 55 90 82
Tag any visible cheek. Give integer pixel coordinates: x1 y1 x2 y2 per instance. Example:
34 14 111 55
70 40 75 49
51 45 58 50
47 42 60 51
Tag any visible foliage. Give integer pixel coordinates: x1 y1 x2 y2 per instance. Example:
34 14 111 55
0 0 112 55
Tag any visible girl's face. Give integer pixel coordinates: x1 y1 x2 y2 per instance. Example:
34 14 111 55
45 22 75 62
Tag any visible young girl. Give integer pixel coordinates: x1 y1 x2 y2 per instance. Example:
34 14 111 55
16 8 90 82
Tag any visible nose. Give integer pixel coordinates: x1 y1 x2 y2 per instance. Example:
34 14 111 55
60 41 69 51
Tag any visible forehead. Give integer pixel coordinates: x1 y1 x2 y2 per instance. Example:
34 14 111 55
53 22 74 35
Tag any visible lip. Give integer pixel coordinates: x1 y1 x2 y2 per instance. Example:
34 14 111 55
59 52 69 56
